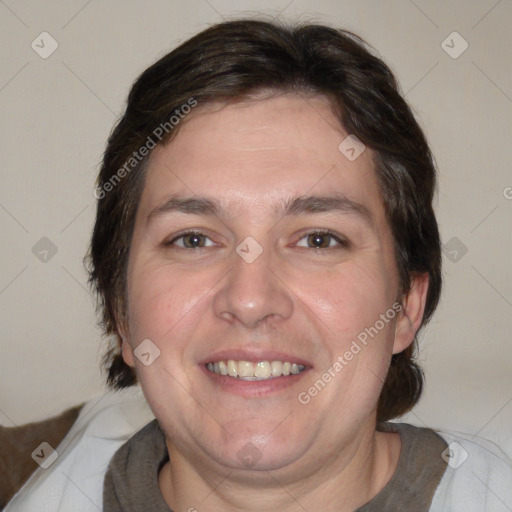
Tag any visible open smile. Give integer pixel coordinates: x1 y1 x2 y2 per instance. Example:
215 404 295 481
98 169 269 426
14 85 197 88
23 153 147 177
206 359 306 380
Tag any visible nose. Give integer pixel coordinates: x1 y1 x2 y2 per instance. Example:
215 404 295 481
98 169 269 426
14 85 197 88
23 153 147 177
213 245 294 328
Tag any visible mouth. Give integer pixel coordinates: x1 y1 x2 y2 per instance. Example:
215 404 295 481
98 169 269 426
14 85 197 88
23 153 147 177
206 360 306 381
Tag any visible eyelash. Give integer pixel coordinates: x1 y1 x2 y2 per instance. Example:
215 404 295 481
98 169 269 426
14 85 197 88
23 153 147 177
164 230 349 250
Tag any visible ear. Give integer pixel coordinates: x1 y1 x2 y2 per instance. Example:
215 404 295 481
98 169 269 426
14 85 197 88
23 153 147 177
121 336 135 368
117 319 135 368
393 272 430 354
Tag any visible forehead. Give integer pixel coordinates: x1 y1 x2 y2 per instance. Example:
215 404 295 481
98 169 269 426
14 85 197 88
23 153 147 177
139 93 384 222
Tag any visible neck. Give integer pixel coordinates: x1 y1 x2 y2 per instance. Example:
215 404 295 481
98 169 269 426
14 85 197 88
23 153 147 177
159 424 401 512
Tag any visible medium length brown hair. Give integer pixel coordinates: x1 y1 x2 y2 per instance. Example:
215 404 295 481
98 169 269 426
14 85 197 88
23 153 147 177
86 19 442 422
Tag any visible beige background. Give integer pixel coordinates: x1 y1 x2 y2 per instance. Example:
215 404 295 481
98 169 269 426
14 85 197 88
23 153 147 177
1 0 511 450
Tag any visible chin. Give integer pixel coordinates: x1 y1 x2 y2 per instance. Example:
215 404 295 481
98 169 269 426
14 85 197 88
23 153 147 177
210 431 309 473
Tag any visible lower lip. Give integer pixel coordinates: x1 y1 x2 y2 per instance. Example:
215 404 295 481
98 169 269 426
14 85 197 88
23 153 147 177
201 365 309 397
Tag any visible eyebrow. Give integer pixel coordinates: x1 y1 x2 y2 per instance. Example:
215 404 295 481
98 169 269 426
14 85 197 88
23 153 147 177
280 195 373 226
146 194 373 226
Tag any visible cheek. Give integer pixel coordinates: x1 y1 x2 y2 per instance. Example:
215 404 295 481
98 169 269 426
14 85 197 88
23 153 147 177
292 258 396 341
125 265 210 412
127 263 210 345
290 257 398 405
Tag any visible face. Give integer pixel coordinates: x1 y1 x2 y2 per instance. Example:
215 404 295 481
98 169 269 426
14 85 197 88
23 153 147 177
121 93 425 478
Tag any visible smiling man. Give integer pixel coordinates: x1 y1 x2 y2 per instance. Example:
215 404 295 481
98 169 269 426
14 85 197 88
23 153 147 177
87 19 512 512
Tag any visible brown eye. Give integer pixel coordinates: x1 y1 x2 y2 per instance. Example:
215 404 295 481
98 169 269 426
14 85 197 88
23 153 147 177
307 233 331 248
168 232 214 248
295 231 349 250
183 233 205 248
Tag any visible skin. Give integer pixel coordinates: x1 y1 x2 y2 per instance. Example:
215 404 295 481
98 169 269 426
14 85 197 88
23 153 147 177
120 93 429 512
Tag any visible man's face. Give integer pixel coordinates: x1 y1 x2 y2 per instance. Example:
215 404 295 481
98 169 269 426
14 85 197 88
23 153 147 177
122 93 415 475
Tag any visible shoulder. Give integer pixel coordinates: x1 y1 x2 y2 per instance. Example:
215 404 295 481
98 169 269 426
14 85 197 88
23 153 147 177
4 388 154 512
381 422 512 511
106 418 164 471
429 429 512 512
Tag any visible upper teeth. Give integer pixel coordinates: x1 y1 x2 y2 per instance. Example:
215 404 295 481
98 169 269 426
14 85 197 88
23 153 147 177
207 360 305 380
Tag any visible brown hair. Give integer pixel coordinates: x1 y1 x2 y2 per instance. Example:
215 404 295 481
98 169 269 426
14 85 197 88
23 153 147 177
86 19 442 422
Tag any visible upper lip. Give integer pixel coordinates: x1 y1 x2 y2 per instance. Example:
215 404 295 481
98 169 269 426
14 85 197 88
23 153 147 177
199 349 312 367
